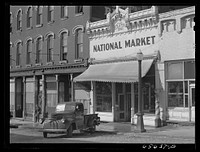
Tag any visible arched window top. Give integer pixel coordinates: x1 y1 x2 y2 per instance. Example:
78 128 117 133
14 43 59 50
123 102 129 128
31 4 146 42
26 6 33 16
16 9 22 18
45 32 55 40
25 37 33 44
72 25 84 35
58 28 69 37
14 40 23 46
34 35 43 42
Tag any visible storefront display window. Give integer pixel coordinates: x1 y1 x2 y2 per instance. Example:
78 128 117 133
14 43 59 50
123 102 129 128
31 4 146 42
96 82 112 112
166 60 195 108
184 60 195 79
168 81 183 107
167 62 183 79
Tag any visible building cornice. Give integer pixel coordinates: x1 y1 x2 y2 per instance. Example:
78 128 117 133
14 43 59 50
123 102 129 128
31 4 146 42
159 6 195 20
86 6 158 38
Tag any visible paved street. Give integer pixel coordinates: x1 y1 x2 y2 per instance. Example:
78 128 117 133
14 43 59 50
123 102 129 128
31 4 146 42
10 125 195 144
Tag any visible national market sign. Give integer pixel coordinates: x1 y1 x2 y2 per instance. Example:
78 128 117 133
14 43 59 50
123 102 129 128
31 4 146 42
93 36 155 52
90 29 158 60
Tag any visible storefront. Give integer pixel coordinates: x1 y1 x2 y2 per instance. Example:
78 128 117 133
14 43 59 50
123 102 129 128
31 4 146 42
74 6 195 126
74 6 162 126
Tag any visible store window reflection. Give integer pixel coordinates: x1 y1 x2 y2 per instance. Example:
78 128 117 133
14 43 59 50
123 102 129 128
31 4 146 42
168 81 183 107
96 82 112 112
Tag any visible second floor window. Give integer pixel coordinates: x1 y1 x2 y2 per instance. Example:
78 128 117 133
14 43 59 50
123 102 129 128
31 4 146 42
17 10 22 31
60 32 68 60
47 35 54 62
36 37 42 64
75 29 83 59
47 6 54 23
36 6 43 25
27 7 32 28
16 42 22 66
61 6 68 18
26 39 32 64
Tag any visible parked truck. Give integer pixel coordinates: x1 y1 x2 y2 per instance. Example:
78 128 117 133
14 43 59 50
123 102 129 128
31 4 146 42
40 102 100 138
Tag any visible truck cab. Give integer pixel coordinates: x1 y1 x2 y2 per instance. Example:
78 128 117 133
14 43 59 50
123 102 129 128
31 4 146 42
40 102 100 138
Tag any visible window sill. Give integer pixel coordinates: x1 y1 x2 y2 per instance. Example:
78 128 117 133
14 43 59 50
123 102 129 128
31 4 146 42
47 21 55 25
46 62 54 65
35 63 42 66
16 65 21 68
26 64 32 67
36 24 43 28
16 29 22 33
59 60 68 64
26 26 33 30
74 58 83 63
75 12 84 17
61 16 68 20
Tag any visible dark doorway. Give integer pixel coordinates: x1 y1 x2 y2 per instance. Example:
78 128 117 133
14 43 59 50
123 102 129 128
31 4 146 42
15 78 23 118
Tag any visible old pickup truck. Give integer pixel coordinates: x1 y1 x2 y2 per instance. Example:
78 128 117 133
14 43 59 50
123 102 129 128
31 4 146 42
40 102 100 138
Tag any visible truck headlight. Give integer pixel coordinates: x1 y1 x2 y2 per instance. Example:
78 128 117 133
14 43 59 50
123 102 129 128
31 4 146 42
39 118 45 124
61 118 65 123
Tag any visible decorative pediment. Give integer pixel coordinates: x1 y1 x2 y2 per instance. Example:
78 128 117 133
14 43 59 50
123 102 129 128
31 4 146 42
86 6 158 38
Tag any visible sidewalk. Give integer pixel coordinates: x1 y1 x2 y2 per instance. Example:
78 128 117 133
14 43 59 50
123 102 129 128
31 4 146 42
10 118 195 139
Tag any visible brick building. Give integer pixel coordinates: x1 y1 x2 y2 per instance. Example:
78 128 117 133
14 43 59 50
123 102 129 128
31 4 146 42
10 6 106 121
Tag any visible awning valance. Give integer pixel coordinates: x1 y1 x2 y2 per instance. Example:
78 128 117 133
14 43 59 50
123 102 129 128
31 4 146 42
73 59 154 83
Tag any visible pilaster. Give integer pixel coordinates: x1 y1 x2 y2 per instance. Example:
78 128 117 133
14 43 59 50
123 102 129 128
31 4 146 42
23 77 26 120
112 83 116 122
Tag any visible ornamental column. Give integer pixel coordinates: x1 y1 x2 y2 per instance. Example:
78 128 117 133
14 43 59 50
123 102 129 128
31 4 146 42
41 74 46 118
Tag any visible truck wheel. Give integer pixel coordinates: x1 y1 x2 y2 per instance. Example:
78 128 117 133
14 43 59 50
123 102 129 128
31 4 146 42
89 123 96 133
66 125 73 138
43 132 47 138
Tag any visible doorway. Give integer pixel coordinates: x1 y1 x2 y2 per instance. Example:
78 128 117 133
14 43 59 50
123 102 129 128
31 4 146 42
15 78 23 118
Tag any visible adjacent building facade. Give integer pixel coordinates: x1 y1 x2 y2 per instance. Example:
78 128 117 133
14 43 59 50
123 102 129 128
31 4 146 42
74 6 195 126
10 6 107 121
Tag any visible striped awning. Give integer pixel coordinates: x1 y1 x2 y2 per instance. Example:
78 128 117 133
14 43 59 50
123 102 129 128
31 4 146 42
73 59 154 83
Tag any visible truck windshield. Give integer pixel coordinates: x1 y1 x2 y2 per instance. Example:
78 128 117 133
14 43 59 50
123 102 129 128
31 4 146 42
56 104 75 112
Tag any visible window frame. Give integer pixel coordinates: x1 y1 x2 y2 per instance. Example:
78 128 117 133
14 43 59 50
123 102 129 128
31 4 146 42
26 38 32 65
60 32 68 61
165 59 195 108
46 34 54 62
61 6 68 19
36 6 43 27
17 9 22 31
35 36 43 64
75 6 83 16
47 6 54 23
26 7 32 29
16 41 22 66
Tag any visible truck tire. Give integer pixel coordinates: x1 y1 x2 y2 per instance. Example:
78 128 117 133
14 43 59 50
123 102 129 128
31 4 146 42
43 132 47 138
66 125 73 138
89 121 96 133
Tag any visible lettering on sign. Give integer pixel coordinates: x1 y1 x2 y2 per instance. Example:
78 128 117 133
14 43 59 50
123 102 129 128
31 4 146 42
93 36 156 52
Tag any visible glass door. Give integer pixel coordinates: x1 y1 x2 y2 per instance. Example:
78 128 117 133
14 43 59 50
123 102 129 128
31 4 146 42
118 94 125 121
